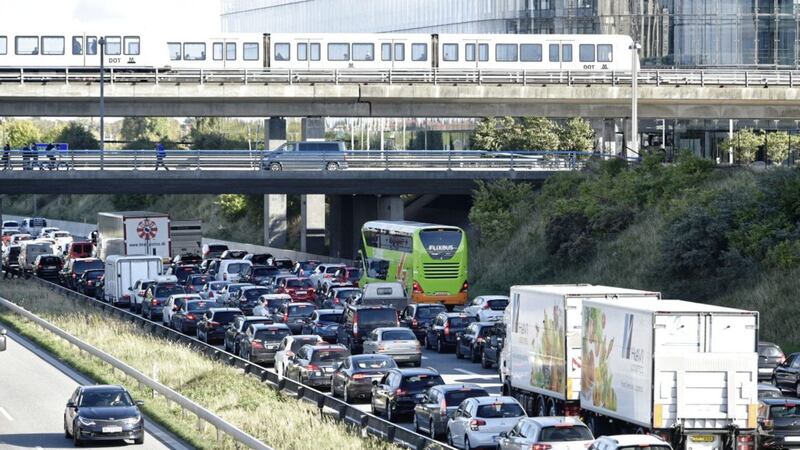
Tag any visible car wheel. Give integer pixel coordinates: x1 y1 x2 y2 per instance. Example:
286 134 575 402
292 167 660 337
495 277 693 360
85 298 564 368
437 338 445 354
413 413 420 432
481 353 492 369
795 381 800 399
387 404 394 422
470 346 480 363
72 423 82 447
343 385 351 403
465 436 472 450
455 344 464 359
134 435 144 445
371 400 377 415
424 334 431 350
413 360 421 368
772 375 778 388
330 382 338 397
447 429 454 447
325 162 340 171
269 162 282 171
64 416 72 438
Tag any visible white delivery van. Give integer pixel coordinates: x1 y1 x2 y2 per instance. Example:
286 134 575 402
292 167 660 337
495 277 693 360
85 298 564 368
215 259 252 282
104 255 163 308
18 241 54 273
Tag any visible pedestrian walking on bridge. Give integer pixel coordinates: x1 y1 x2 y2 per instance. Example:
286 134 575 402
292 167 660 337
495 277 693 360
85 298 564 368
155 142 168 171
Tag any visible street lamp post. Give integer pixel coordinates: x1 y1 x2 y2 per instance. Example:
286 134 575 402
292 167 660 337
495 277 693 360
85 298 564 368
99 37 105 169
630 42 641 161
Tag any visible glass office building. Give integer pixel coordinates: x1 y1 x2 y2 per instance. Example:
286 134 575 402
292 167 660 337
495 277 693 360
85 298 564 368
222 0 800 68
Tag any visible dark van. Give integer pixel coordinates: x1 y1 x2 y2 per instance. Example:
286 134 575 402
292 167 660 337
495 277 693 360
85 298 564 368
338 305 399 354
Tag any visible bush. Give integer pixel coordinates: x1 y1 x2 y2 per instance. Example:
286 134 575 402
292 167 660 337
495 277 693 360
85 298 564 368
216 194 248 221
468 180 535 243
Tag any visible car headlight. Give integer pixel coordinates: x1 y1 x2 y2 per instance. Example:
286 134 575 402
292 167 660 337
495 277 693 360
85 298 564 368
78 416 96 426
122 415 141 425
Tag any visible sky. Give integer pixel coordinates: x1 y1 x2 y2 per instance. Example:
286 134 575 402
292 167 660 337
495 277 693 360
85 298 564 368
0 0 221 34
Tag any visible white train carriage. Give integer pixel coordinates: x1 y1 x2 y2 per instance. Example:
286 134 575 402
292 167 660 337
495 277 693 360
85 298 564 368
161 33 264 70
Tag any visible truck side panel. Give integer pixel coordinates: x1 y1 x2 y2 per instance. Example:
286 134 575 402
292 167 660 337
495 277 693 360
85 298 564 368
122 216 170 258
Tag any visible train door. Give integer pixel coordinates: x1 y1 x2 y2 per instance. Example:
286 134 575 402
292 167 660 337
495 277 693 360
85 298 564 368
464 39 490 69
211 38 237 68
378 39 407 69
295 38 322 69
546 40 575 70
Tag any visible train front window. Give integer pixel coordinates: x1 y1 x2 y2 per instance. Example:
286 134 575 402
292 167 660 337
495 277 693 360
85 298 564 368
579 44 595 62
124 37 140 55
243 43 258 60
521 44 542 62
212 42 223 61
442 43 458 62
597 44 613 62
327 43 349 61
71 36 82 55
381 43 391 61
105 36 121 55
496 44 518 62
226 42 236 60
168 42 181 61
465 43 475 62
394 43 404 61
0 37 5 55
411 43 427 61
15 36 38 55
352 43 374 61
274 43 290 61
86 36 97 55
184 42 206 60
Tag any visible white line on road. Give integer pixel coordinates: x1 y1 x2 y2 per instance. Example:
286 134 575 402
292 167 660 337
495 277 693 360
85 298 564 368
454 368 481 377
0 406 14 421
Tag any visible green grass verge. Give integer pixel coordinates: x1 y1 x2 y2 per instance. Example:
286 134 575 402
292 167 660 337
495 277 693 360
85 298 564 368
0 280 399 450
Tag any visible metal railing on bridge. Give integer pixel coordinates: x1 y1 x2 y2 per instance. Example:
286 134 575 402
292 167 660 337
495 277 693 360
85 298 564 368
2 68 800 87
0 149 595 172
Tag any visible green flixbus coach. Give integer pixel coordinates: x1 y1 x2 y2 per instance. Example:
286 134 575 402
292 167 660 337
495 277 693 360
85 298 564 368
358 221 468 307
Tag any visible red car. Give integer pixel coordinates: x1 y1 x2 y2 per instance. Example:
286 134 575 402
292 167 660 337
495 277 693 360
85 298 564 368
276 277 316 303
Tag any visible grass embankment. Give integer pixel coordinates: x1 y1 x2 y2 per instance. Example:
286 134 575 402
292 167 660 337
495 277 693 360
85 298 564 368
469 155 800 352
0 280 398 450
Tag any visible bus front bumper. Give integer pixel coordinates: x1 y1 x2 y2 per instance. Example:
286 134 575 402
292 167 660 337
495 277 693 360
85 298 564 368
412 291 467 306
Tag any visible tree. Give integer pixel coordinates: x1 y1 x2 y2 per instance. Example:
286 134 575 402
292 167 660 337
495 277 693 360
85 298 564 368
469 179 535 242
560 117 596 151
55 122 100 149
521 117 561 151
764 131 798 165
3 120 41 148
472 117 504 151
721 128 764 164
120 118 181 148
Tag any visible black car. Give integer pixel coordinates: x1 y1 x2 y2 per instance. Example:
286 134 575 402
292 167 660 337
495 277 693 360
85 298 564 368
142 280 186 321
400 303 448 341
203 244 228 259
413 384 489 439
481 322 506 370
774 352 800 396
370 368 445 422
184 274 210 294
170 264 200 283
338 305 400 354
424 313 477 354
758 399 800 450
224 315 274 355
331 354 397 403
272 302 317 334
171 299 216 335
455 322 495 363
761 341 786 381
229 286 271 315
32 254 63 281
60 258 104 291
64 385 144 446
242 265 280 285
196 307 242 344
321 287 361 309
300 309 343 343
285 344 351 388
76 269 104 297
171 253 202 270
239 323 292 364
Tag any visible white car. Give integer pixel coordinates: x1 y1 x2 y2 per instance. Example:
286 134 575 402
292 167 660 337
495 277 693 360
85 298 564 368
38 227 60 238
48 230 73 254
200 280 230 301
162 294 203 327
588 435 672 450
130 279 156 314
274 334 324 380
308 263 347 289
217 283 254 305
447 396 526 449
498 416 594 450
462 295 510 322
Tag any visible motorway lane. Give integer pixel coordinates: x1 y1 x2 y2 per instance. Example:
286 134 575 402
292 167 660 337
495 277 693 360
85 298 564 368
0 329 190 450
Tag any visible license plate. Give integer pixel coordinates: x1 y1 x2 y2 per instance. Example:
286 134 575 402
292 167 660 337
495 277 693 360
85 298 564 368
786 437 800 443
102 426 123 433
435 292 449 296
759 368 772 373
690 435 714 443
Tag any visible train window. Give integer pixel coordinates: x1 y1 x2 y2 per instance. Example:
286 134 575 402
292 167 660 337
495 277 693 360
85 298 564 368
0 37 5 55
226 42 236 60
520 44 542 62
105 36 121 55
442 43 458 62
478 43 488 61
71 36 82 55
309 43 320 61
495 44 518 62
411 43 427 61
598 44 613 62
184 42 206 61
562 44 573 62
394 43 404 61
15 36 39 55
168 42 181 61
274 43 290 61
243 43 258 60
42 36 65 55
213 42 223 61
327 43 349 61
352 43 374 61
549 44 559 62
381 43 391 61
579 44 595 62
124 37 140 55
86 36 97 55
297 43 308 61
465 43 475 62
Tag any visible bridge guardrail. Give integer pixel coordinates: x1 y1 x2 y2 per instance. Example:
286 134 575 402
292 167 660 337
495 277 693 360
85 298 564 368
0 294 274 450
20 276 453 450
0 149 595 172
1 68 799 87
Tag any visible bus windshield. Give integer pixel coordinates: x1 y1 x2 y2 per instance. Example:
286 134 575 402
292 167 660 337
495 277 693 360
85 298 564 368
419 229 462 260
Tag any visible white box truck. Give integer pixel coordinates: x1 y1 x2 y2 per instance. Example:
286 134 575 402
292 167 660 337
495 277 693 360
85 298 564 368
104 255 163 307
503 284 661 418
97 212 171 259
580 298 758 450
170 220 202 257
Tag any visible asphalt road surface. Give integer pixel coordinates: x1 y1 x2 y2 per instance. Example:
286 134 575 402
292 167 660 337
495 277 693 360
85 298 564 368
0 329 191 450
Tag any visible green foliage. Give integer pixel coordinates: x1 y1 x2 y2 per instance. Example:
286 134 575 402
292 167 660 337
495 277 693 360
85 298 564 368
521 117 561 151
721 128 764 164
764 131 796 165
3 120 41 148
468 179 535 242
471 117 506 151
190 117 254 150
471 116 595 152
111 194 154 211
55 122 100 150
216 194 249 220
559 117 596 151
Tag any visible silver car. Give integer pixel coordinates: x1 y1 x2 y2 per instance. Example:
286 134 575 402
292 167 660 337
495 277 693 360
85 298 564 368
447 396 526 449
498 416 594 450
262 141 348 171
362 327 422 367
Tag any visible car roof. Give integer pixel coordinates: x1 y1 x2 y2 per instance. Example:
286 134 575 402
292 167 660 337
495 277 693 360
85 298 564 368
316 309 343 314
251 323 289 331
304 344 348 351
469 396 519 405
170 294 201 299
434 383 485 392
241 285 269 290
762 398 800 405
260 294 292 299
476 295 510 301
289 334 323 341
80 384 127 393
242 315 272 321
208 307 242 313
349 305 395 310
351 353 394 360
520 416 587 427
288 302 315 306
759 341 780 347
375 327 414 333
442 312 472 318
392 367 439 376
759 383 781 390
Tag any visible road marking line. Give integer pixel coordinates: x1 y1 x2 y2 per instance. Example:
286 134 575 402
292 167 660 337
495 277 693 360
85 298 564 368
454 368 482 377
0 406 14 421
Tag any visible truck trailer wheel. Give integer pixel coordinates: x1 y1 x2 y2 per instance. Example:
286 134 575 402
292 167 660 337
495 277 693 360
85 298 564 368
547 398 558 416
535 396 546 417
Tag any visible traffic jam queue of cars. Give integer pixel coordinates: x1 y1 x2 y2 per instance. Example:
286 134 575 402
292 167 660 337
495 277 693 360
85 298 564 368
6 231 798 450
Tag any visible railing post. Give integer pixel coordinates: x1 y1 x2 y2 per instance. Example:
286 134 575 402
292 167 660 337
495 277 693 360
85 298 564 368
790 71 794 88
110 68 115 84
447 150 452 171
745 72 749 87
200 69 204 84
388 69 392 85
384 150 389 171
522 69 527 86
133 150 138 171
334 69 339 85
567 70 572 86
19 68 23 85
244 69 248 85
700 70 704 87
656 70 660 87
196 150 201 171
288 69 293 85
155 68 159 85
509 152 515 171
65 67 69 85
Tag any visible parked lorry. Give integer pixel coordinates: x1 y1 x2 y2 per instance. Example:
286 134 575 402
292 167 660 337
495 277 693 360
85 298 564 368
170 220 202 257
580 298 758 450
502 284 661 418
103 255 163 307
97 212 171 259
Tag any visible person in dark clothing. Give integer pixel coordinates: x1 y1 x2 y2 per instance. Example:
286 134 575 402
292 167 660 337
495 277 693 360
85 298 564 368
155 142 168 170
30 142 40 170
2 144 10 170
46 142 57 170
21 144 30 170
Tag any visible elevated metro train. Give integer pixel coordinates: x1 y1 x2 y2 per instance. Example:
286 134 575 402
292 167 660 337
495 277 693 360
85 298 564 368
0 32 634 72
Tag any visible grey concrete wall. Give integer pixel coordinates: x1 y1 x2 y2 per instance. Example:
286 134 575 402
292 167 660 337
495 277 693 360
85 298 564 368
263 194 287 248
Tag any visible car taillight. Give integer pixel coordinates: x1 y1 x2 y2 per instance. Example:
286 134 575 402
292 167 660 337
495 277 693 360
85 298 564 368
395 388 408 397
378 345 386 352
186 313 196 321
440 399 447 417
287 289 295 295
532 445 552 450
138 291 145 297
283 312 288 322
353 316 359 337
324 274 333 278
208 292 214 298
150 299 158 305
460 280 469 293
564 403 581 417
763 419 774 429
38 263 43 268
779 354 786 364
307 364 320 372
482 303 490 309
737 435 754 450
469 419 486 431
412 318 418 327
444 322 450 336
352 373 367 380
72 273 77 278
208 321 220 328
223 273 227 280
307 289 314 295
122 294 130 300
412 280 423 294
252 340 264 349
476 336 484 343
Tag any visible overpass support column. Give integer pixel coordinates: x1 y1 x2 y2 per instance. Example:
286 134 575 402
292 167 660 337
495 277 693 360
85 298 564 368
377 195 404 221
301 194 326 254
328 195 354 259
263 194 287 248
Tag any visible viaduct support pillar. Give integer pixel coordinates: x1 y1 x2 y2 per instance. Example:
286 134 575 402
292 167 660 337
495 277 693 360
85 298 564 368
300 116 327 254
263 117 287 248
377 195 404 221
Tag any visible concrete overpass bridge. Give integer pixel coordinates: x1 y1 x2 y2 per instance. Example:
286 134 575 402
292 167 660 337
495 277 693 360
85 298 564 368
2 68 800 119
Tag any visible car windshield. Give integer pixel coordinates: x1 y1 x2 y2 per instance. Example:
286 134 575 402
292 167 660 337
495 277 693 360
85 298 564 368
228 285 247 294
401 374 444 390
275 260 293 270
156 284 186 297
326 266 342 274
40 256 61 265
4 221 19 227
618 446 672 450
772 405 800 418
226 263 249 274
760 345 783 357
243 288 269 301
487 299 509 310
177 266 196 275
475 402 525 419
318 313 342 323
417 306 446 319
211 311 239 323
346 268 362 279
382 330 415 341
290 338 321 352
299 261 318 271
84 270 104 280
355 358 397 370
288 305 315 316
74 260 104 273
311 349 349 364
448 317 476 328
760 389 783 399
79 390 134 407
186 301 212 312
444 389 489 406
358 309 397 326
267 298 290 309
54 232 70 238
335 289 360 299
209 283 227 292
539 425 594 441
287 279 313 288
255 329 291 342
253 267 279 277
190 277 208 286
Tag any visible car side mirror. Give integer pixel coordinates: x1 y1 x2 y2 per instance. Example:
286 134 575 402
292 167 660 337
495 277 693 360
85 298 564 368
66 401 76 409
0 329 6 336
135 400 145 407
